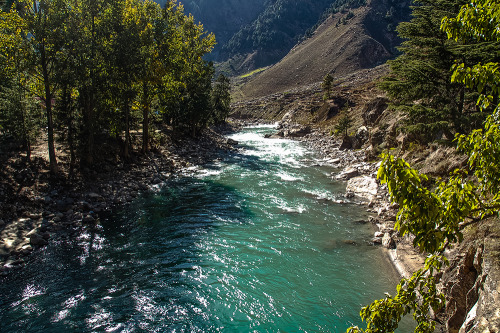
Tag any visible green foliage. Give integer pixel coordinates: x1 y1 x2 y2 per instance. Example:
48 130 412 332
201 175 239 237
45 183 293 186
379 0 498 143
322 73 334 100
348 1 500 331
211 74 231 124
334 104 353 137
0 0 221 169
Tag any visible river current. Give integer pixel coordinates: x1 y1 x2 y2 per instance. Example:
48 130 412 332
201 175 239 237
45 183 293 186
0 125 408 332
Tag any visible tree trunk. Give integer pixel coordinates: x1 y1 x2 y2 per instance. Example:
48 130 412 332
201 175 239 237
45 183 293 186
142 82 150 153
41 44 58 174
124 100 131 160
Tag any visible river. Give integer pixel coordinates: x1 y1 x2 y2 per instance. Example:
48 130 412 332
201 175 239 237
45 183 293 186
0 125 409 332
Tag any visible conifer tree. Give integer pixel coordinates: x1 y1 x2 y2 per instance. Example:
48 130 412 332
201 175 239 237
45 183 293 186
211 74 231 124
379 0 494 142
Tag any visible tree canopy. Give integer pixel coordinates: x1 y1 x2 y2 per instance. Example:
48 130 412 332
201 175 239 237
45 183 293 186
379 0 499 143
0 0 230 173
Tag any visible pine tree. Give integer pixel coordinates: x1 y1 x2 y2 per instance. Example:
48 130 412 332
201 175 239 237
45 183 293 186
379 0 496 143
322 73 334 100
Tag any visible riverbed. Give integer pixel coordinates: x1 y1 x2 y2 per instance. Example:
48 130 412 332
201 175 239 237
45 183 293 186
0 125 409 332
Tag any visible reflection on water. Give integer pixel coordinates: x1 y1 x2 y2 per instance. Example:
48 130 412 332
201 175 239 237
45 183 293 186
0 125 410 332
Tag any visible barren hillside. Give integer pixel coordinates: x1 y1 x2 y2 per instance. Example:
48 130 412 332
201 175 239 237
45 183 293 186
234 0 409 100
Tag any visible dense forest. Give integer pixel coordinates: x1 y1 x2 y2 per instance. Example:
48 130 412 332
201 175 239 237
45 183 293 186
0 0 231 175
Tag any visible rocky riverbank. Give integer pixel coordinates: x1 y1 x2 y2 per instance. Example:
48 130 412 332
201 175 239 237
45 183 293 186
271 121 427 275
241 118 499 332
0 126 239 276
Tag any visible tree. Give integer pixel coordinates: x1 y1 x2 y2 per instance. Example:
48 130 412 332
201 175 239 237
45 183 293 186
347 0 500 331
335 103 353 137
211 74 231 124
0 7 41 160
136 0 161 154
155 1 215 136
322 73 333 100
378 0 497 143
3 0 72 174
1 0 220 171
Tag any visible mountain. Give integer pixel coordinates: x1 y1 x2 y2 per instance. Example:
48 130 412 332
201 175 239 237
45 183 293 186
154 0 269 60
234 0 411 99
219 0 336 72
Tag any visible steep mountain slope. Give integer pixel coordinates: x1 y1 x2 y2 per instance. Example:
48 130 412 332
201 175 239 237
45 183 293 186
234 0 410 100
154 0 269 60
219 0 335 71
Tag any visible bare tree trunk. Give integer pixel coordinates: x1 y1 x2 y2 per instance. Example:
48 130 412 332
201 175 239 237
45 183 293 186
142 82 150 153
124 100 131 160
41 43 58 174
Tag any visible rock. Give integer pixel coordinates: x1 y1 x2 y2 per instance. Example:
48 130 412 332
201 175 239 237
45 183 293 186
226 138 238 145
345 176 378 201
374 231 384 238
335 167 359 181
362 97 388 125
370 128 386 147
20 244 33 255
29 233 48 246
287 126 311 138
372 237 383 245
26 228 39 237
152 177 162 185
352 126 369 149
82 215 95 223
339 136 353 150
382 233 396 249
87 192 102 200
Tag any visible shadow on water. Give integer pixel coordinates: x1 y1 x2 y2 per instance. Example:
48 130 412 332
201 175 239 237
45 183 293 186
0 177 254 332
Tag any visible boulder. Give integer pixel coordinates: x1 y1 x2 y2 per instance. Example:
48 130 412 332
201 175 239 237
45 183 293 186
353 126 369 149
339 136 353 150
287 126 311 138
345 176 378 201
370 127 386 147
382 233 396 249
29 233 48 246
226 138 239 145
362 97 388 125
82 215 96 223
335 167 359 181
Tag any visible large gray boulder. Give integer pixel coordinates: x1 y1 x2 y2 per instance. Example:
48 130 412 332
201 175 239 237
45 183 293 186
345 175 378 201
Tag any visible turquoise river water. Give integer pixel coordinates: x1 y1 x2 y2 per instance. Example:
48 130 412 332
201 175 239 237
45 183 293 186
0 125 411 332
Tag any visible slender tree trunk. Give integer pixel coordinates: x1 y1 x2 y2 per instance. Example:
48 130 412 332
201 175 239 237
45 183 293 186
19 89 31 162
124 100 131 159
41 44 58 174
142 82 150 153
